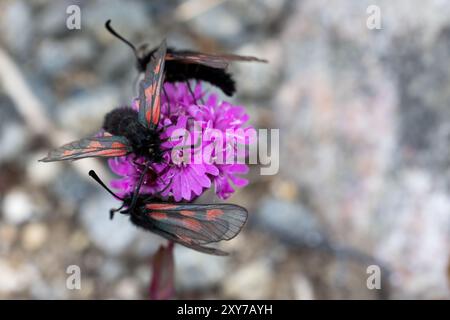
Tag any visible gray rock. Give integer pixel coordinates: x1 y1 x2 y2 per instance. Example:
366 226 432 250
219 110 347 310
222 259 272 299
0 0 33 56
83 0 150 37
229 0 290 30
21 223 48 251
257 198 325 248
374 169 450 299
26 152 62 186
175 246 228 292
189 6 244 43
134 264 152 290
36 1 72 36
36 37 96 76
131 233 166 258
2 189 35 225
96 42 136 79
100 258 124 282
57 86 120 136
292 274 315 300
0 259 40 294
0 122 28 164
114 277 141 299
232 40 282 99
80 192 138 256
50 169 96 211
29 277 69 300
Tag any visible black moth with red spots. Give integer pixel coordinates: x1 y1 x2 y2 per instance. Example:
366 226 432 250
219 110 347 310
130 197 248 256
89 170 248 256
40 40 167 163
105 19 267 96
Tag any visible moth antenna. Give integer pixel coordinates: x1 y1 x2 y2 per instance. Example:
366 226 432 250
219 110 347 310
147 175 173 200
128 164 149 211
105 19 139 59
88 170 124 201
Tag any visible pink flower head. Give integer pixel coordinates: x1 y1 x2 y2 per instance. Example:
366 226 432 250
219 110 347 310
108 82 253 201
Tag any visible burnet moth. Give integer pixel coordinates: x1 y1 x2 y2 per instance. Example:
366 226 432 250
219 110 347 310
40 40 167 164
105 19 267 97
88 170 248 256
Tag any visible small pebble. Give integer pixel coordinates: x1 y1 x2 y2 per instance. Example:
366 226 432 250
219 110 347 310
2 189 34 225
21 223 48 251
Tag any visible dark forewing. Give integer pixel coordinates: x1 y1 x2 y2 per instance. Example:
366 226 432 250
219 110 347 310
39 135 132 162
138 40 167 130
147 227 229 256
167 51 268 69
144 203 248 246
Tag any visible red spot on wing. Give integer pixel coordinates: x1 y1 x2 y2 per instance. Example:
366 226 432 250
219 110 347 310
62 150 74 157
146 204 178 210
178 235 192 244
151 96 160 124
150 212 168 220
206 209 223 221
180 210 196 217
182 218 202 231
88 141 103 148
111 141 126 149
144 85 154 98
91 149 128 157
154 63 161 74
146 109 152 125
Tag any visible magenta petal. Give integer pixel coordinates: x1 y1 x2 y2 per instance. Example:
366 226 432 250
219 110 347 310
164 82 176 98
215 176 235 200
204 163 219 176
207 93 217 107
230 175 249 188
194 81 203 98
108 157 132 175
185 168 204 196
180 171 192 201
171 174 182 202
224 164 249 174
190 165 211 188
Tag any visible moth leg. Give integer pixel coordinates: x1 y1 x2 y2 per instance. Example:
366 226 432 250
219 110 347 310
157 124 173 136
197 80 205 104
145 176 174 200
159 179 173 194
129 164 149 210
109 202 126 220
185 80 198 104
163 86 171 116
132 159 147 171
110 210 115 220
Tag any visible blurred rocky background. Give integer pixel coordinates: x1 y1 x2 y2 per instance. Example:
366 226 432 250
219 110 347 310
1 0 450 299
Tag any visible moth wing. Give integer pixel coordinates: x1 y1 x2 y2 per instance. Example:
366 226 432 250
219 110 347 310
142 203 248 255
148 227 229 256
39 135 132 162
137 40 167 129
167 51 267 69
